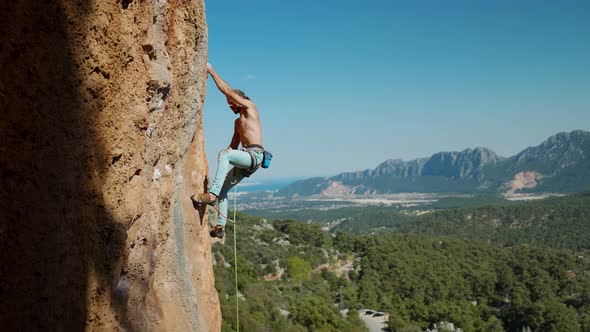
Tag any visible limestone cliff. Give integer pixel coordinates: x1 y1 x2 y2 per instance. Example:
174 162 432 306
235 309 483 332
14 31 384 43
0 1 220 331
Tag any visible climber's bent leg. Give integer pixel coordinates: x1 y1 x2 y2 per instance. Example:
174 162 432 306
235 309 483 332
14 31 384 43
216 168 246 227
209 148 252 198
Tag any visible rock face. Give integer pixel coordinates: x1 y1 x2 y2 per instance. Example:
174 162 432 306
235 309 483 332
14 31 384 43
335 147 502 182
0 1 220 331
506 130 590 175
503 171 543 194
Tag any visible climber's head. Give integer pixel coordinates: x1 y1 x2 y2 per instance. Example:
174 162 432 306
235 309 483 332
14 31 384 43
227 89 250 114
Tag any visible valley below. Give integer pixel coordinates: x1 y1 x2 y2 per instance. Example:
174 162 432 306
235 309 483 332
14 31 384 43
237 190 563 214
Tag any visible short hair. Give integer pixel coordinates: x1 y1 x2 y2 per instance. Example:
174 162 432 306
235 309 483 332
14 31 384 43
233 89 250 100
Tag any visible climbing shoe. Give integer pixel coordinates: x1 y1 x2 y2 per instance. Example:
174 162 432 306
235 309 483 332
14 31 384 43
191 193 217 206
209 225 225 239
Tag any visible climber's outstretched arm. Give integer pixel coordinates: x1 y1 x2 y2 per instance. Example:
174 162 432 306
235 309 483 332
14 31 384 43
207 63 255 109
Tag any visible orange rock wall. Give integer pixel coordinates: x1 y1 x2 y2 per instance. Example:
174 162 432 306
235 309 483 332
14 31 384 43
0 1 220 330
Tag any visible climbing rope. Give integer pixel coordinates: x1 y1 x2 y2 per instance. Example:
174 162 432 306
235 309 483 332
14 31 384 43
206 184 240 330
209 204 236 223
232 185 239 332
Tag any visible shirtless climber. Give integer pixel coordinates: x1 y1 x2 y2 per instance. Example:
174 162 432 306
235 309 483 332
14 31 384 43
192 63 268 239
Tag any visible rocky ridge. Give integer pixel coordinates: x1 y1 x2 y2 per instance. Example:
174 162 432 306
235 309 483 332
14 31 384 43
280 130 590 196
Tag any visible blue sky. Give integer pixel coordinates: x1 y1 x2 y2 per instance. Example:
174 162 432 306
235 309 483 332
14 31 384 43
203 0 590 180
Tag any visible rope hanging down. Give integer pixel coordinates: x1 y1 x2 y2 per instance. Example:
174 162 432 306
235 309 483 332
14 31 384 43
209 204 237 224
233 185 239 332
207 185 240 330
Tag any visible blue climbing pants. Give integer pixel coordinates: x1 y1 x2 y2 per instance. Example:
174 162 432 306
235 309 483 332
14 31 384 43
209 148 263 226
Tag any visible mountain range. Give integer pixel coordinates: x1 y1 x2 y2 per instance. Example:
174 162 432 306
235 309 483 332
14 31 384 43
279 130 590 196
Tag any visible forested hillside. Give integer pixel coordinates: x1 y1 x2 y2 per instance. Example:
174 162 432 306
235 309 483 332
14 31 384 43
334 192 590 250
213 213 590 331
213 214 367 332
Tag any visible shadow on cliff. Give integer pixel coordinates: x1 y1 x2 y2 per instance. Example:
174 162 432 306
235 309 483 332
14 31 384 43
0 2 132 330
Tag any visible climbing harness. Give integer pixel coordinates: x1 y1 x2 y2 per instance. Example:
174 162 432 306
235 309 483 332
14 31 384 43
240 144 272 177
240 145 263 177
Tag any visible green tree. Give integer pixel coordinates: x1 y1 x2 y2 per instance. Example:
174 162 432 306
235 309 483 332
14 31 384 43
290 295 341 332
484 315 505 332
543 301 581 332
286 256 312 281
